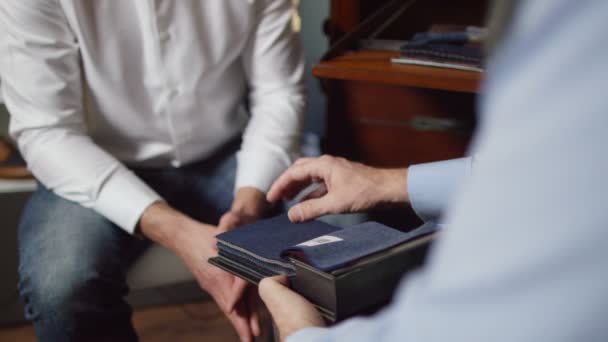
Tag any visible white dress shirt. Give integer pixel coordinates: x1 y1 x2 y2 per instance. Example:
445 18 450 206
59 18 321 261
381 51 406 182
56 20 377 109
0 0 305 232
291 1 608 341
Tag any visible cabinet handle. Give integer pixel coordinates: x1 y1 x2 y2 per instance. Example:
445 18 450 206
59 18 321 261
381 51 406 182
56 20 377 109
410 115 473 134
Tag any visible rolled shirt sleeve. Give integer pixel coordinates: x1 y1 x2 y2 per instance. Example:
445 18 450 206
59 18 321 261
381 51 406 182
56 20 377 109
237 0 306 193
288 327 327 342
286 301 413 342
0 0 161 233
407 157 473 222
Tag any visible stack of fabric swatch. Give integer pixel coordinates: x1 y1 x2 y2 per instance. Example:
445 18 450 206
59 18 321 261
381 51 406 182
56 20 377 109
392 26 487 72
210 214 439 320
212 215 342 281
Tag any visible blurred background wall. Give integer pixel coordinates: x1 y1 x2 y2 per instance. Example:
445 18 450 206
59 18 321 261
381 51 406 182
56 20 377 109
298 1 329 137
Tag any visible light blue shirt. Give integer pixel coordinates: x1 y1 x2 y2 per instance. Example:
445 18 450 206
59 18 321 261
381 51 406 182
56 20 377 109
290 1 608 341
407 157 472 223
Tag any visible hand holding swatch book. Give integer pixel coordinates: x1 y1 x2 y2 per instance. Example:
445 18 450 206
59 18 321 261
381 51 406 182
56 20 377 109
209 214 438 321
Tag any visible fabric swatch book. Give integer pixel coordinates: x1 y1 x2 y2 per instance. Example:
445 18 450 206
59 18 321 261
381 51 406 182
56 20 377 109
391 26 486 72
209 214 439 321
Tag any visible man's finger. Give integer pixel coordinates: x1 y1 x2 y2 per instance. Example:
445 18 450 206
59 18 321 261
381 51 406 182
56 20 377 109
279 180 316 202
247 289 262 337
267 162 327 203
288 196 333 222
267 177 314 203
249 308 261 338
226 278 249 311
226 304 253 342
300 183 328 201
293 157 316 166
218 212 241 232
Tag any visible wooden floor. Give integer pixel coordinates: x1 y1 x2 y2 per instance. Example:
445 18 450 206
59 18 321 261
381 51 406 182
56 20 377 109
0 301 240 342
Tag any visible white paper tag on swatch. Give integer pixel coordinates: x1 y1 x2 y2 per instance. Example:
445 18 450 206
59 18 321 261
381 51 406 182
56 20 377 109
297 235 343 247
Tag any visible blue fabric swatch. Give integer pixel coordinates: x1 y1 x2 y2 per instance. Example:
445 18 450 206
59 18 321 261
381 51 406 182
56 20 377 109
215 214 438 275
400 30 484 66
216 214 341 274
282 221 438 272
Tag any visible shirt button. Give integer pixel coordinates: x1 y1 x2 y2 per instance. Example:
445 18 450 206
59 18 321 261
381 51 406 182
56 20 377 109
167 83 181 98
159 30 172 42
171 160 181 168
168 88 178 99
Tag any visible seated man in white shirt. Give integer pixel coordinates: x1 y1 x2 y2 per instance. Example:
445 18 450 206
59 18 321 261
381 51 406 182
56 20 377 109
0 1 303 341
256 1 608 341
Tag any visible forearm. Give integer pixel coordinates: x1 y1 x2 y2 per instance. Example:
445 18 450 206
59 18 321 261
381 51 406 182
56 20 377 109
138 201 215 255
339 157 474 220
140 189 271 254
371 167 410 207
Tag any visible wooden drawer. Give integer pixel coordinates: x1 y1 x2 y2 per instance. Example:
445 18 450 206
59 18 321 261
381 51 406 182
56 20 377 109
324 80 476 168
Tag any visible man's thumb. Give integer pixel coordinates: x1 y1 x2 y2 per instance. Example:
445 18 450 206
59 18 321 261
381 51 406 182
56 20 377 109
258 276 295 317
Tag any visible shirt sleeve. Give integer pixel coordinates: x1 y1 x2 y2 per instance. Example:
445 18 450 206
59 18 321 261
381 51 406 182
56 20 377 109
0 0 161 233
407 157 473 222
286 292 420 342
237 0 305 193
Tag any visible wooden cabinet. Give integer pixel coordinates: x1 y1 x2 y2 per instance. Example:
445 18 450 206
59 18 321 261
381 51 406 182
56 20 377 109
315 0 488 228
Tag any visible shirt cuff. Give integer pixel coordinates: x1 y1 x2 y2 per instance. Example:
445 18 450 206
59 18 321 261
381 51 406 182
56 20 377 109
94 167 163 234
407 157 473 222
235 148 292 193
287 327 329 342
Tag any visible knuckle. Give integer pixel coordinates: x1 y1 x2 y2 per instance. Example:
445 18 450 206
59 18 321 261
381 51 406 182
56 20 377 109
319 154 336 166
335 156 347 164
301 201 320 216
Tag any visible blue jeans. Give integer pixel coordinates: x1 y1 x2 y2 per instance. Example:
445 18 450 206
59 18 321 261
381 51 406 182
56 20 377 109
18 143 238 341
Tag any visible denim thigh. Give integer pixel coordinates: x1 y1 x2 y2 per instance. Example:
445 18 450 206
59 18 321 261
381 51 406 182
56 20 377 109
18 185 146 341
17 142 238 341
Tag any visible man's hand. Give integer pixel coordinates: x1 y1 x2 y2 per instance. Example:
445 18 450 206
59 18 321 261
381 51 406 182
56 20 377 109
259 276 325 341
216 187 271 339
139 202 257 342
267 155 409 222
218 186 271 232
